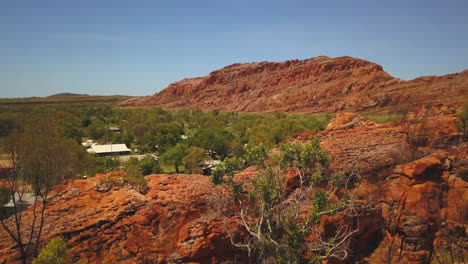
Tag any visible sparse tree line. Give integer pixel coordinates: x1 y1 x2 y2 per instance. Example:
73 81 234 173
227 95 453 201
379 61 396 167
0 104 333 175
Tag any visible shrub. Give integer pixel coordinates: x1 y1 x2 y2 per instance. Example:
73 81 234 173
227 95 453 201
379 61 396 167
182 146 209 174
32 237 71 264
457 103 468 141
139 156 163 175
244 144 268 167
123 158 148 188
100 171 125 187
363 113 404 124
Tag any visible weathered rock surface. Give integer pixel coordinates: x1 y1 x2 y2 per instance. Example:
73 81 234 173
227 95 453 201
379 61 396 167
292 115 460 173
120 56 468 114
363 147 468 264
288 115 467 263
0 174 246 264
0 115 466 264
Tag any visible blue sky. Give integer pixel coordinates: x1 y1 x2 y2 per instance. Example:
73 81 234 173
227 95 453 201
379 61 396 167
1 0 467 98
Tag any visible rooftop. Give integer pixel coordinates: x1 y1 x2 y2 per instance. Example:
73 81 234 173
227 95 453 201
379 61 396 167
87 144 131 154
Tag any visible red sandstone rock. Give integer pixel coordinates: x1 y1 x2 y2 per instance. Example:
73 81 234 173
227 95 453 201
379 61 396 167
366 147 468 264
120 56 468 114
0 116 466 264
0 173 247 264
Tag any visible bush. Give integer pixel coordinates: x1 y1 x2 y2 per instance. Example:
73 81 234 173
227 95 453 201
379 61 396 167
123 158 148 188
100 171 125 187
32 237 71 264
363 113 404 124
457 103 468 141
139 156 163 175
182 146 209 174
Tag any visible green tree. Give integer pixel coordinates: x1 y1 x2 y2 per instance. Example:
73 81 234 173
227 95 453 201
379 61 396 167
86 122 108 141
190 128 234 158
0 116 82 262
246 124 275 148
32 237 71 264
276 137 329 192
244 144 268 167
123 157 148 188
211 157 245 198
53 111 83 144
0 114 19 137
140 156 163 175
160 143 188 173
182 147 210 174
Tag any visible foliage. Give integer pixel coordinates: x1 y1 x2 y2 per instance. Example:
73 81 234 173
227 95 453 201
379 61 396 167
90 156 121 174
0 104 332 177
211 157 244 183
212 137 357 263
100 171 124 187
456 103 468 141
182 146 210 174
275 137 330 191
244 144 268 168
139 156 163 175
32 237 71 264
0 116 87 261
363 113 404 124
14 120 81 194
0 187 9 206
0 114 19 137
308 190 345 224
123 158 148 188
189 128 234 158
329 164 362 189
160 143 188 173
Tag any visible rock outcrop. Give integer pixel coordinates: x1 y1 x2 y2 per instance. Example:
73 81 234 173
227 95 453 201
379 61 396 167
0 115 466 264
288 115 467 263
0 174 246 264
365 148 468 264
120 56 468 114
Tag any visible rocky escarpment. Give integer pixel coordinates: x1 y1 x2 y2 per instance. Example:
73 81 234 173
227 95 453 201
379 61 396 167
0 115 466 264
120 56 468 114
0 173 248 264
294 114 467 263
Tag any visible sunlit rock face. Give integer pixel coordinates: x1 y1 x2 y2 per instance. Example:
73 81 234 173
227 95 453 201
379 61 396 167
120 56 467 114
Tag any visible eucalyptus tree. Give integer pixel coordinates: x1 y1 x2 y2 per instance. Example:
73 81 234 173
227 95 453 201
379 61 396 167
0 116 82 263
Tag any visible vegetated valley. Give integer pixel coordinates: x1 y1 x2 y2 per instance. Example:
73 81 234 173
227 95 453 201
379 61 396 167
0 56 467 264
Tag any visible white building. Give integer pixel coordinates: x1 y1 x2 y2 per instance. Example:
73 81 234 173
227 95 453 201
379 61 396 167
87 144 131 156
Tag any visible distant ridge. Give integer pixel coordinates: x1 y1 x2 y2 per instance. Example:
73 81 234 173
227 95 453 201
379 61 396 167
120 56 468 113
0 95 133 105
48 93 90 97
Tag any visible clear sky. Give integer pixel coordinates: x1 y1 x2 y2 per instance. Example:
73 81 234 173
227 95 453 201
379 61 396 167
1 0 467 98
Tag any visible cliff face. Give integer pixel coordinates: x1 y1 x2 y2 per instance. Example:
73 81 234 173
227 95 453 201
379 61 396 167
120 56 468 113
0 115 465 264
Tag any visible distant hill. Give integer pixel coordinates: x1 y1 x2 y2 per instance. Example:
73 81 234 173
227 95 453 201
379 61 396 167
48 93 90 97
120 56 468 113
0 95 133 105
